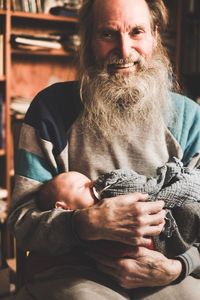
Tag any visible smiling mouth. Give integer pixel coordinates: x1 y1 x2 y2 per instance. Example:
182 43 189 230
109 62 137 69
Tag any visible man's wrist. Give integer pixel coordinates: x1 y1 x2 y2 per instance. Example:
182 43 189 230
171 257 186 284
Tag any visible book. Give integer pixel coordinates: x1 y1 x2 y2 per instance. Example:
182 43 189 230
0 0 4 9
11 0 22 11
11 35 62 49
36 0 43 13
11 0 17 10
21 0 30 12
13 43 55 51
28 0 37 13
0 35 4 76
11 33 64 42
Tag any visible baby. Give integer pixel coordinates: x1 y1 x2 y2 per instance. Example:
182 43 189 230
37 171 154 258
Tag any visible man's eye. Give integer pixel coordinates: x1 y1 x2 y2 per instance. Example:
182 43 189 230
130 28 144 36
100 31 115 40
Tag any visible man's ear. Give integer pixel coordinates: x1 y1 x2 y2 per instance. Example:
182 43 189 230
55 201 70 210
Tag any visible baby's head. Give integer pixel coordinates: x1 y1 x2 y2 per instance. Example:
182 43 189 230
54 171 95 210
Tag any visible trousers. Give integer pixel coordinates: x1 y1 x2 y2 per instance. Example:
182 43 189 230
14 265 200 300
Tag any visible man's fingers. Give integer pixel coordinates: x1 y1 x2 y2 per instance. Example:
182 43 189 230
150 209 166 225
143 200 165 214
135 210 165 227
130 236 155 247
130 200 165 218
145 223 164 236
133 237 154 248
132 223 164 241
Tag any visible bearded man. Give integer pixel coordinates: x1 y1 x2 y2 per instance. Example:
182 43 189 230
9 0 200 299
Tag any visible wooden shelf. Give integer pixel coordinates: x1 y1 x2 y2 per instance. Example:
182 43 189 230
0 10 6 15
10 11 78 23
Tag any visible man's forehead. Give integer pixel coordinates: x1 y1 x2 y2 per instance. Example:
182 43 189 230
92 0 152 28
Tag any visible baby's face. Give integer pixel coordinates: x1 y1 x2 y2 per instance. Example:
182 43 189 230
64 172 95 210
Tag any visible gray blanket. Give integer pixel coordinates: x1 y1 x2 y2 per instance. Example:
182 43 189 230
93 158 200 257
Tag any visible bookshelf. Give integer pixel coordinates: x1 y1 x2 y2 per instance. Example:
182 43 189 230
0 1 79 269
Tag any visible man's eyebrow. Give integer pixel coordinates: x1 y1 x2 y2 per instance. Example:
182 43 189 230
97 26 118 32
131 24 146 30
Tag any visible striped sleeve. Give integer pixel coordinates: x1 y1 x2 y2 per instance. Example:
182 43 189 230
8 82 83 255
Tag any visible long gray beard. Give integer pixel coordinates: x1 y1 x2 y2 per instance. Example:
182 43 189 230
80 53 174 138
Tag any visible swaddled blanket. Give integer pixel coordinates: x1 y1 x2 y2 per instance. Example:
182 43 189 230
93 157 200 257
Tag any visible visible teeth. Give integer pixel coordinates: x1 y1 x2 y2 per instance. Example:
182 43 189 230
115 63 134 68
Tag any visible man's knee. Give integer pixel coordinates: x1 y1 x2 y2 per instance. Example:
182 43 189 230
130 276 200 300
15 277 129 300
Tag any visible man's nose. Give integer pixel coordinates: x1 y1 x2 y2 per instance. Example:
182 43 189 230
118 34 135 59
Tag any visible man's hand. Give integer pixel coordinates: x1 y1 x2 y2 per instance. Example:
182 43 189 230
74 193 165 247
87 247 182 289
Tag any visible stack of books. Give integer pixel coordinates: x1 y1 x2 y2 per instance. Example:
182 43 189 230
11 33 65 51
11 0 43 13
11 32 80 53
11 0 82 14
